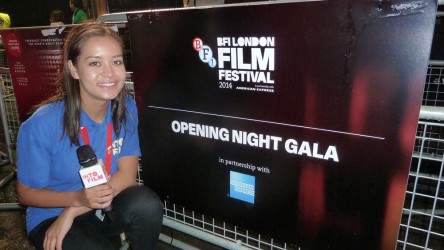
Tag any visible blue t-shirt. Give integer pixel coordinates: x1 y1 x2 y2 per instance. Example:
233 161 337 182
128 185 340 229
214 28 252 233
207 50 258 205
17 97 141 233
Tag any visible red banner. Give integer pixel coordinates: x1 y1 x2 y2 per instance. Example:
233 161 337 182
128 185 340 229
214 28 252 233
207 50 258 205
0 26 71 121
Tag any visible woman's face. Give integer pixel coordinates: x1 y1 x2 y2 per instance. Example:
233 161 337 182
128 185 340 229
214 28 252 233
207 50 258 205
68 35 126 106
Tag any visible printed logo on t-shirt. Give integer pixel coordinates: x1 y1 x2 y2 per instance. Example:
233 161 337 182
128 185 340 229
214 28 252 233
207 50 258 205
112 138 123 155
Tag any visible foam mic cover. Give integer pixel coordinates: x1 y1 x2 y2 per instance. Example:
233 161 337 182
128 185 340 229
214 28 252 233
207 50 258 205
77 145 98 168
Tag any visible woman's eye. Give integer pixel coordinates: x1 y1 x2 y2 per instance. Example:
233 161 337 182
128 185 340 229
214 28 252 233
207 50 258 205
113 60 123 65
89 61 99 66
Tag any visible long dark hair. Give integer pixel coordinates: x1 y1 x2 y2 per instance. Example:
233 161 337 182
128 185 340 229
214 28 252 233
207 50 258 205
38 21 128 146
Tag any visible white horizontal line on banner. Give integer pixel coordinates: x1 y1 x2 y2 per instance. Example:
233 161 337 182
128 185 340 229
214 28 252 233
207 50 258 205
148 105 385 140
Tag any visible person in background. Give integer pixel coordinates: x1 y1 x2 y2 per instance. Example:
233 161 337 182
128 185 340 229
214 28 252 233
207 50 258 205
16 21 163 250
0 5 11 28
50 9 65 26
69 0 88 24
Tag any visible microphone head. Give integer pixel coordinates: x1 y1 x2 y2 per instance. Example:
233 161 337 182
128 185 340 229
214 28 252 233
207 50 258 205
77 145 98 168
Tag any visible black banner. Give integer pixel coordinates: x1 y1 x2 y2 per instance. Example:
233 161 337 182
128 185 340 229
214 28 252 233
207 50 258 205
128 1 437 249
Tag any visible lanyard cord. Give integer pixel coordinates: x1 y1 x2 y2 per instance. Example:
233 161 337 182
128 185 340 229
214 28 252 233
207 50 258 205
80 123 113 175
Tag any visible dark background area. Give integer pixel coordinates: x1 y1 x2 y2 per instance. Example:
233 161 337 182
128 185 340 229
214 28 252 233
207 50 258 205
1 1 443 61
431 6 444 60
0 0 185 27
0 0 73 27
107 0 183 12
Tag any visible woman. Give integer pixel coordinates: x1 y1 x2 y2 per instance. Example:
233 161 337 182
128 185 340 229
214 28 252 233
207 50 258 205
16 22 163 250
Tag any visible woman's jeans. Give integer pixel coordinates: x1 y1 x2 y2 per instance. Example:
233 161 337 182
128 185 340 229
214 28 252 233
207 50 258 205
28 185 163 250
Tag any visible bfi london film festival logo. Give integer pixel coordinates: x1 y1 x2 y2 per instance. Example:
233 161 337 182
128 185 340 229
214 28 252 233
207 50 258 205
193 36 276 93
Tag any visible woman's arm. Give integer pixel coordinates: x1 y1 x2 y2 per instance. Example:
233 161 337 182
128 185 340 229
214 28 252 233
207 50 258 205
16 156 138 208
17 156 136 250
107 155 139 194
17 155 138 250
16 180 114 210
16 155 138 209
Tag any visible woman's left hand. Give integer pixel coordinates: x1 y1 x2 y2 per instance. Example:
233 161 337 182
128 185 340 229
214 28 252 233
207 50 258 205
43 211 74 250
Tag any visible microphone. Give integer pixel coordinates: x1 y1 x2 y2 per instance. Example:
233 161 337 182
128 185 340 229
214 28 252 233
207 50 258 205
77 145 115 221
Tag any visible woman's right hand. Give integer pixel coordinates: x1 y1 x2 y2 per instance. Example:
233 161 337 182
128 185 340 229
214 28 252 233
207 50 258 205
79 184 115 209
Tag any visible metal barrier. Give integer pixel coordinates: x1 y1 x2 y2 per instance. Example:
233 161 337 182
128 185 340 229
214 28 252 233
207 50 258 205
395 60 444 250
0 13 443 250
0 65 20 164
397 120 444 250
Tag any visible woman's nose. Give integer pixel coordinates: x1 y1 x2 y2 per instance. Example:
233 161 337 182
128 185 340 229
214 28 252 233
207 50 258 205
101 63 115 77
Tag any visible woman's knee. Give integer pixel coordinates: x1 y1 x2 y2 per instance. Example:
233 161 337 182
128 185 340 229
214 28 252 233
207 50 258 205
117 185 163 220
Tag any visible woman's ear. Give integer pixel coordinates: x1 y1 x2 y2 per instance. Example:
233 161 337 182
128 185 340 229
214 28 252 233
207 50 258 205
68 60 80 79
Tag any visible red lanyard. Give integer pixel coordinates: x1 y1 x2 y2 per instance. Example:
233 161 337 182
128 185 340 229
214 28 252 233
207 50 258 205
79 123 113 175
